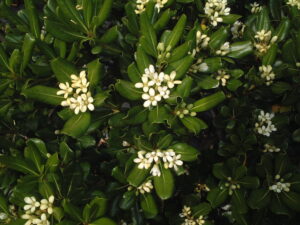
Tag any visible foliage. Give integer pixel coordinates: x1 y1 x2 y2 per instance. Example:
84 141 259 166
1 0 300 225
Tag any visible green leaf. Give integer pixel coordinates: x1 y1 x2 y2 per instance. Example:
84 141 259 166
171 143 199 161
45 19 86 42
207 187 228 208
168 41 192 63
282 191 300 212
115 79 142 100
90 217 117 225
120 191 136 210
292 128 300 142
228 41 253 59
165 55 194 79
256 8 271 31
181 116 208 134
154 165 174 200
192 202 212 217
262 44 277 65
87 59 103 90
59 142 74 164
157 134 173 149
0 45 10 71
239 176 260 189
88 196 108 219
0 156 39 176
0 194 9 214
136 46 152 73
154 9 172 32
248 189 271 209
212 163 229 180
27 138 48 158
148 106 169 124
209 26 230 50
93 0 113 28
62 112 91 138
197 75 219 90
24 0 41 38
51 58 77 83
274 19 290 42
140 193 158 219
203 57 223 73
21 33 36 72
140 12 157 57
9 49 21 73
221 14 242 24
24 145 42 173
99 25 119 44
271 82 292 95
227 79 243 91
125 106 148 125
282 39 297 64
62 200 83 222
46 153 59 172
192 92 226 112
232 189 248 214
176 76 193 98
128 63 141 83
22 85 63 105
127 165 150 187
165 14 186 49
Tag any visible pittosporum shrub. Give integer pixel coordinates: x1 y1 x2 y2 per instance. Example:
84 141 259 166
1 0 300 224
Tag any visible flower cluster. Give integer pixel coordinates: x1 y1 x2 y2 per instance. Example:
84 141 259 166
57 71 95 114
204 0 231 26
21 196 54 225
135 0 168 14
287 0 300 10
195 31 210 53
194 183 210 193
137 180 154 194
135 0 149 14
269 175 291 193
189 58 209 73
175 103 197 119
259 65 275 86
224 177 240 195
255 110 277 136
250 2 262 13
215 70 230 86
133 149 183 177
216 42 230 56
254 30 278 54
179 206 206 225
135 65 181 108
263 144 280 153
231 21 245 39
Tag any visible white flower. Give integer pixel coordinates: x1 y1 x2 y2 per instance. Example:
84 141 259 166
254 30 277 54
24 197 40 213
22 213 37 225
255 30 272 42
250 2 262 13
215 70 230 86
134 151 151 169
263 144 280 153
196 215 205 225
135 75 155 92
150 164 161 176
71 71 89 94
40 195 54 214
231 21 245 39
142 88 162 107
204 0 231 26
164 71 182 88
69 92 94 114
0 212 8 220
137 180 154 194
179 205 192 218
255 110 277 136
155 0 168 12
57 82 73 98
145 151 162 163
259 65 275 85
216 42 230 56
287 0 300 10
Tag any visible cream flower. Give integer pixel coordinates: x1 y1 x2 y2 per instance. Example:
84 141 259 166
40 195 54 214
24 197 40 213
142 88 162 107
57 82 73 98
134 76 155 92
164 71 182 88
